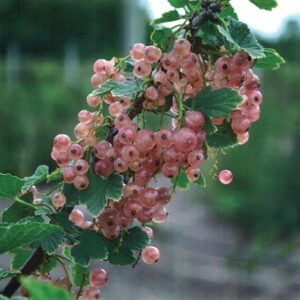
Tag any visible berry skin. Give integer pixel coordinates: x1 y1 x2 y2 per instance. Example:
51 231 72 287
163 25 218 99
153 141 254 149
53 134 71 152
133 61 152 78
142 226 154 238
89 268 108 288
74 159 90 175
173 37 191 57
81 286 101 300
144 45 162 64
86 94 101 107
130 43 145 62
73 175 89 190
67 144 84 161
142 246 160 264
153 206 168 224
51 192 66 209
218 170 233 185
69 208 85 226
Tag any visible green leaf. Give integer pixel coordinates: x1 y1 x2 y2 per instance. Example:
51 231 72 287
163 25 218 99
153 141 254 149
249 0 278 10
220 4 238 19
171 169 190 190
206 122 238 148
192 87 242 118
151 10 181 25
71 231 108 266
106 227 149 265
93 79 144 97
51 212 80 243
204 117 217 136
0 173 24 201
196 22 221 47
22 165 49 193
11 248 32 270
122 227 150 251
71 264 90 286
2 195 35 223
0 221 63 254
255 48 285 69
195 174 206 187
151 28 173 48
37 256 57 275
0 268 19 280
32 227 65 253
21 277 73 300
217 17 264 58
64 173 123 216
167 0 188 8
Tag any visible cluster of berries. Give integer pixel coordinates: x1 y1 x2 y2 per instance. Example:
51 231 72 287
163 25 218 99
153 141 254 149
209 52 263 144
45 35 264 299
50 134 91 190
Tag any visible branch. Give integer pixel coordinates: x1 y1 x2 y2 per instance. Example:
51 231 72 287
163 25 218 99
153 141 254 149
1 247 45 297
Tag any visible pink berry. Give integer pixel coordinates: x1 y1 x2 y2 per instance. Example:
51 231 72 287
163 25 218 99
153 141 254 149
133 61 152 78
161 163 179 178
173 127 197 153
134 129 155 151
81 286 101 300
130 43 145 62
62 166 76 183
89 268 108 288
142 226 154 238
218 170 233 185
69 208 85 226
94 141 112 160
161 53 179 71
155 129 174 148
144 45 162 64
74 159 90 175
51 192 66 209
113 158 128 173
173 38 191 57
141 246 160 264
186 166 201 182
86 94 101 107
114 114 132 129
153 206 168 224
108 102 123 117
95 159 113 177
91 73 106 88
53 134 71 152
184 111 206 130
73 175 89 190
67 144 84 161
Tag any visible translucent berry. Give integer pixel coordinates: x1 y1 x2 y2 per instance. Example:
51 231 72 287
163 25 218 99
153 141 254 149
69 208 85 226
74 159 90 175
133 61 152 78
144 45 162 64
130 43 145 62
67 144 84 161
218 170 233 185
142 226 154 238
73 175 89 190
173 37 191 57
141 246 160 264
53 134 71 152
86 94 101 107
51 192 66 209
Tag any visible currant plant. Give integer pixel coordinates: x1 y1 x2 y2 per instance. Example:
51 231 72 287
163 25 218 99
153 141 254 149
0 0 285 299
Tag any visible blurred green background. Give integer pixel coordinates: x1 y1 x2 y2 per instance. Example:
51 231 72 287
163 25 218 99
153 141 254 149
1 0 300 295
